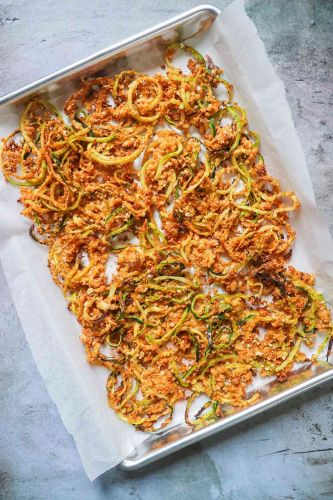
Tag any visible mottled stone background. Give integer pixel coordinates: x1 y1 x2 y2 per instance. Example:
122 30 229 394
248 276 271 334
0 1 332 498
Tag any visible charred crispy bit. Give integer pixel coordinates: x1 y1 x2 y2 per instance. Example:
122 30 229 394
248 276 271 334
1 43 332 432
254 270 287 296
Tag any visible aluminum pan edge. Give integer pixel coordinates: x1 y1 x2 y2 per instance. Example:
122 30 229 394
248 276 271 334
0 4 220 108
120 363 333 470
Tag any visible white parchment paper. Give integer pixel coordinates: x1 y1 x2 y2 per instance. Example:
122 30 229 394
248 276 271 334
1 0 332 480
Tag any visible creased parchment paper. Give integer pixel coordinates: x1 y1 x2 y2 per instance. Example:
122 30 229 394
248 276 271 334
1 0 332 480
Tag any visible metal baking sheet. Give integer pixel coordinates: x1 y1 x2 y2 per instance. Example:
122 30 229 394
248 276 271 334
0 5 220 107
1 4 332 473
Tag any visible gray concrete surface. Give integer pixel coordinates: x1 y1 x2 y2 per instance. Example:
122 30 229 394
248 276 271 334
0 0 332 498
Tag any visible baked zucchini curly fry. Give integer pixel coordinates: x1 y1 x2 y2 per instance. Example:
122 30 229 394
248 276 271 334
1 43 332 431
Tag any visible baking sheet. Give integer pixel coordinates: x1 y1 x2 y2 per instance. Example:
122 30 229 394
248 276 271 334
0 0 332 480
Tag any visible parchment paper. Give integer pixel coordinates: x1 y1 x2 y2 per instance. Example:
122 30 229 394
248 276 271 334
1 0 332 480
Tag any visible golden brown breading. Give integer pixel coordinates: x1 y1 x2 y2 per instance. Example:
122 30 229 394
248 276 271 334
1 44 332 431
